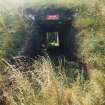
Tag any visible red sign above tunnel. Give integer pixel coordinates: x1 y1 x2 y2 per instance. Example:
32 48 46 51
46 14 60 20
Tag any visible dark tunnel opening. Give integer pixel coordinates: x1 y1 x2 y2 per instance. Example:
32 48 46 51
22 23 78 62
20 6 79 62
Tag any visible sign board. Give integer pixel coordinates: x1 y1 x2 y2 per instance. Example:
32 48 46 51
46 14 60 20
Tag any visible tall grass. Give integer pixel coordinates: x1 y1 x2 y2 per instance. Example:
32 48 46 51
0 58 105 105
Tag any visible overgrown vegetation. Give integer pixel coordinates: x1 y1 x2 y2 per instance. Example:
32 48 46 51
0 58 105 105
0 0 105 105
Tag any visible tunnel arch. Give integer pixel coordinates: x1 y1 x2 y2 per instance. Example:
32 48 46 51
20 5 78 61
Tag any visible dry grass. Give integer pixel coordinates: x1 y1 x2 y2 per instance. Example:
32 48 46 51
0 58 105 105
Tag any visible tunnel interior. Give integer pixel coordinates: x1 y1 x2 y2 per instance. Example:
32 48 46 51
40 23 77 61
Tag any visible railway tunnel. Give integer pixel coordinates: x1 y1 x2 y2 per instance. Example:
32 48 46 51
20 5 79 61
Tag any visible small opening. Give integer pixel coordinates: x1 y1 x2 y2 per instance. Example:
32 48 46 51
46 32 59 47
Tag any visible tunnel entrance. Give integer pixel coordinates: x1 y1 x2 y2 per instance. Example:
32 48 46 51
21 6 78 61
22 24 77 61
